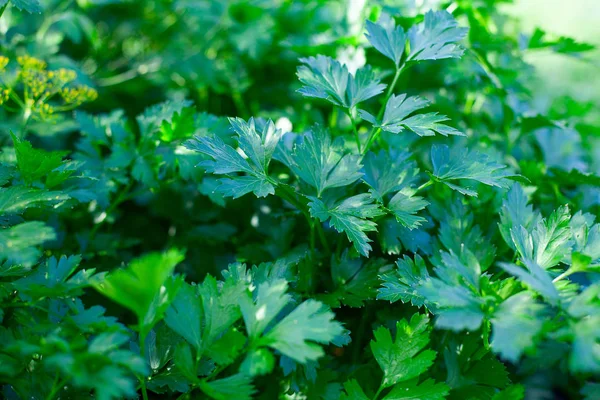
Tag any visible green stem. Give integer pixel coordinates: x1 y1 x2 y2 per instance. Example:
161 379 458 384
45 372 67 400
309 220 316 259
139 330 150 400
0 3 8 20
87 182 133 246
362 65 405 156
553 268 574 283
316 223 330 254
373 382 384 400
274 182 330 253
415 179 433 193
20 107 31 138
482 321 491 350
347 111 362 153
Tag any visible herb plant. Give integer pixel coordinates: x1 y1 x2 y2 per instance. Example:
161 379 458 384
1 1 599 399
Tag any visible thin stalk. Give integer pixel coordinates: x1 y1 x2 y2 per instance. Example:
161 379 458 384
373 381 384 400
482 321 491 350
87 182 133 245
362 65 405 156
309 220 316 259
347 111 361 153
139 330 150 400
553 268 575 283
274 182 330 252
20 108 31 138
0 3 7 20
415 179 433 193
316 223 330 254
45 375 68 400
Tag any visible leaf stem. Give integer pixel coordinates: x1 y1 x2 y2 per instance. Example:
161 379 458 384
309 220 316 259
362 64 405 156
87 181 133 246
139 329 150 400
373 382 384 400
45 373 67 400
0 3 8 20
415 179 433 193
347 111 362 153
553 268 574 283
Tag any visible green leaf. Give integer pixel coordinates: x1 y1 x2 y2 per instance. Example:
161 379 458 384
365 13 406 67
360 94 463 137
136 99 194 139
509 206 571 269
319 255 387 308
205 328 246 366
93 249 185 336
527 27 595 55
491 385 525 400
383 379 449 400
239 279 290 340
340 379 370 400
262 299 344 363
297 55 386 109
378 254 430 307
240 348 275 377
164 282 203 351
0 221 55 268
387 191 428 229
173 342 199 383
370 314 437 388
362 150 419 201
11 133 68 185
310 194 385 256
431 145 517 196
416 251 486 331
185 117 283 198
498 258 559 304
9 0 42 13
491 293 546 362
199 274 244 345
13 255 97 299
199 373 256 400
276 126 363 196
582 382 600 400
407 10 467 62
498 184 540 249
0 186 69 215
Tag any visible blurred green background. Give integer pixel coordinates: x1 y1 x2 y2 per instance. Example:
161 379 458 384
512 0 600 107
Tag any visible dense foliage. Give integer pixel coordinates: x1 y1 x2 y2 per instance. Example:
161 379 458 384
1 0 599 399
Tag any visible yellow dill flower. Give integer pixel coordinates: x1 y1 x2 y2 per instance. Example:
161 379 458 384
0 56 8 71
0 89 10 105
60 85 98 105
17 55 46 70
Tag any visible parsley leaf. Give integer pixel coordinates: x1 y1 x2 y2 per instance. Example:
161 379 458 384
0 221 55 268
361 149 419 201
164 282 203 352
310 194 385 256
491 292 546 362
276 126 363 196
370 314 437 388
431 145 517 196
93 249 185 336
260 296 344 363
5 0 42 13
360 94 463 137
297 55 386 109
365 13 406 67
0 186 69 215
185 117 283 198
407 10 467 62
